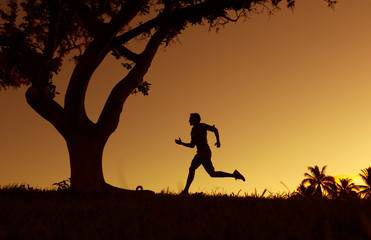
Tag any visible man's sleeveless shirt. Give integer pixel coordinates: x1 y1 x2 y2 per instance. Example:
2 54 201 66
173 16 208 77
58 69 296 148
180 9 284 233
191 123 210 152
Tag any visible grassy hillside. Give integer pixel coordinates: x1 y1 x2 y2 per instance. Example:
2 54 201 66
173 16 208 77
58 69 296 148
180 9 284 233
1 186 371 239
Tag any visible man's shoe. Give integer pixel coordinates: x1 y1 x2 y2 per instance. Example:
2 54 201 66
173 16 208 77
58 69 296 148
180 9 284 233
233 170 245 181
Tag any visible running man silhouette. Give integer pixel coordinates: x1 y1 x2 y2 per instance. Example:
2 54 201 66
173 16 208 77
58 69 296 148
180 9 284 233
175 113 245 195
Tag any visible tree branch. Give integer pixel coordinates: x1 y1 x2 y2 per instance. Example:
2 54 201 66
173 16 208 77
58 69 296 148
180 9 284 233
112 17 161 45
26 86 65 136
44 0 61 61
97 27 170 138
111 0 217 45
63 0 148 124
114 45 139 62
112 0 255 46
64 39 111 124
109 0 147 30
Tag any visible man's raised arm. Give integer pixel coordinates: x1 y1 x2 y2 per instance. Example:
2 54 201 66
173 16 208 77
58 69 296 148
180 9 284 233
213 125 221 148
206 124 221 148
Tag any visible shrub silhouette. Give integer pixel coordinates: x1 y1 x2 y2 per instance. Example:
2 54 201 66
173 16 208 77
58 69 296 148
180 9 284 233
359 167 371 199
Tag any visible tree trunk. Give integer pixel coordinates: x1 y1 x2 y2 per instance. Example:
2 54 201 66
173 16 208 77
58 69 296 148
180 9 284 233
66 132 107 191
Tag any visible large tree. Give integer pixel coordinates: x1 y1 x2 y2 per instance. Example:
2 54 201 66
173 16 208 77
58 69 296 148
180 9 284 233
0 0 336 192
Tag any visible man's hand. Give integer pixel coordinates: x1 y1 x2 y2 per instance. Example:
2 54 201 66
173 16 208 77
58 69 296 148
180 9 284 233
175 137 183 145
215 141 221 148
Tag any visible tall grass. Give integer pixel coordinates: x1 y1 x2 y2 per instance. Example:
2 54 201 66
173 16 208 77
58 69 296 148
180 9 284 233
1 185 371 240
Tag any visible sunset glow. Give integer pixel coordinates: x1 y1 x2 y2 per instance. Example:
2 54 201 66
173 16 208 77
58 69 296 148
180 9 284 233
1 0 371 194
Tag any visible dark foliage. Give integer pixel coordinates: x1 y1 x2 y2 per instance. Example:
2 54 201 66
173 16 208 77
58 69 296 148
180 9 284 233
52 178 71 190
359 167 371 199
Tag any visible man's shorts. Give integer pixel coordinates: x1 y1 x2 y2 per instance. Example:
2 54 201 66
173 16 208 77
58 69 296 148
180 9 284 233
190 149 215 173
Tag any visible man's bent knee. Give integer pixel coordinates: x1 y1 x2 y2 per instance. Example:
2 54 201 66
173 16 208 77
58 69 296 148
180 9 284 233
207 169 217 177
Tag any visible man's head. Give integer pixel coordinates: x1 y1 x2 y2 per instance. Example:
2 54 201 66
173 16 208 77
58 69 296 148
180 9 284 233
189 113 201 126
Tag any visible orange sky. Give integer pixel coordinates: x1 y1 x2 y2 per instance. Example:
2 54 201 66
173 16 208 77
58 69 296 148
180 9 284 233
1 0 371 194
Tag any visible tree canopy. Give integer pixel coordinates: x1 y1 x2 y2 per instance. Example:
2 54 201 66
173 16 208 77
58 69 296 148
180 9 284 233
0 0 336 95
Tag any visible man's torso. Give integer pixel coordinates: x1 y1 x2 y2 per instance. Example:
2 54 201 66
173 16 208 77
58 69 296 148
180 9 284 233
191 123 210 152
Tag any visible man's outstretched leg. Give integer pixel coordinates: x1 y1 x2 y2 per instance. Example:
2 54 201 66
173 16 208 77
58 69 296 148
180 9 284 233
206 168 245 181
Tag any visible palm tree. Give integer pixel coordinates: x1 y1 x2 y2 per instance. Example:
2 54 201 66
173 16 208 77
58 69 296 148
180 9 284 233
301 165 335 198
335 178 360 200
359 167 371 199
